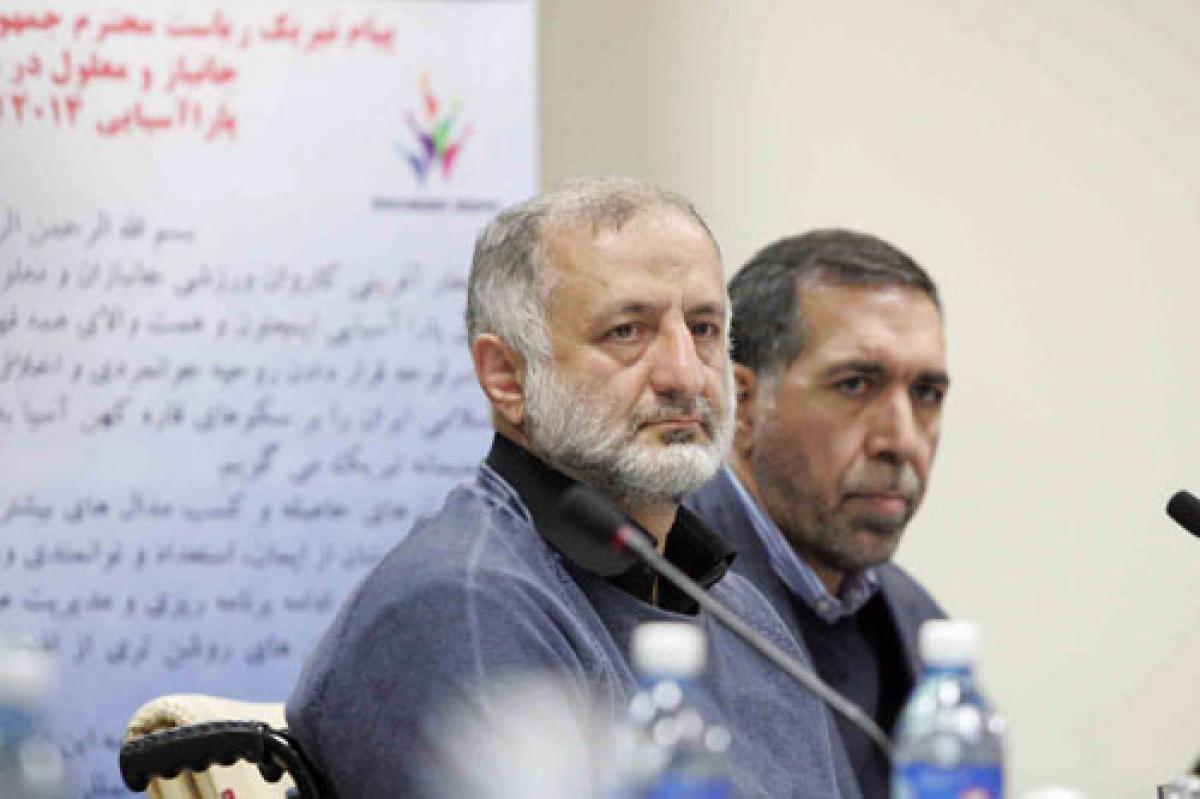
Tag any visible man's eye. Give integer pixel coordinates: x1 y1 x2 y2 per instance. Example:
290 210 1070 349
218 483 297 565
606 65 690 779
607 323 638 341
691 321 720 339
836 376 869 396
913 382 946 407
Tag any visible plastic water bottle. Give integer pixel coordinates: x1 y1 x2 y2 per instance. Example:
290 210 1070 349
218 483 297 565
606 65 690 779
891 620 1005 799
612 621 735 799
0 636 71 799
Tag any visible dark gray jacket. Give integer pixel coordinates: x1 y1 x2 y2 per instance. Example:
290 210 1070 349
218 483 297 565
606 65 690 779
686 467 946 798
686 468 945 679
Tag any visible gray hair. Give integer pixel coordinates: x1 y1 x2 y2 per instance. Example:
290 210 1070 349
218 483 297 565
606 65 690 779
729 228 941 379
465 176 717 364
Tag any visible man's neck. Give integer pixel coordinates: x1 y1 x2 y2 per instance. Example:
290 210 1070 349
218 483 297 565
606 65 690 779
729 458 846 596
501 425 679 553
622 502 677 553
802 556 846 597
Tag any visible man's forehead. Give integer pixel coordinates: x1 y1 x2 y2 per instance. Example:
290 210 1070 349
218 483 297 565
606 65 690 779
798 282 946 368
541 209 723 291
542 205 714 251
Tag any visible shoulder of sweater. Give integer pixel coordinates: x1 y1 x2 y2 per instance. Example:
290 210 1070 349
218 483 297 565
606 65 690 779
707 569 808 654
337 484 583 627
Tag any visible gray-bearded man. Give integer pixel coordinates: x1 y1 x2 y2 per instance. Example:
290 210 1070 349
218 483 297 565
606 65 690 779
688 229 950 799
287 181 860 798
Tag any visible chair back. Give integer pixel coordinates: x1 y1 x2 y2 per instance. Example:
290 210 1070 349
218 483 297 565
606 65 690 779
122 694 297 799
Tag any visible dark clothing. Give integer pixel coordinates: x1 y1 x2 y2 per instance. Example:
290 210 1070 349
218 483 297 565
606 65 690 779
687 467 947 799
288 435 859 798
485 430 734 613
792 590 913 799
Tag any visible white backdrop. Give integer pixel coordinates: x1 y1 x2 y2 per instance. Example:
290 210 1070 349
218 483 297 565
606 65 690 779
0 2 536 795
541 2 1200 797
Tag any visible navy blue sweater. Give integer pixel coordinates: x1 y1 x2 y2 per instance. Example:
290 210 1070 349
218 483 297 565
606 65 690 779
287 435 858 797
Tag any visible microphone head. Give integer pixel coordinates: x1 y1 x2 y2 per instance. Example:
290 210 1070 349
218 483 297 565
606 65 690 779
1166 490 1200 538
551 485 640 577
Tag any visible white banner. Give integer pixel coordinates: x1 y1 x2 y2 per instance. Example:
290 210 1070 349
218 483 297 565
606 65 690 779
0 2 536 794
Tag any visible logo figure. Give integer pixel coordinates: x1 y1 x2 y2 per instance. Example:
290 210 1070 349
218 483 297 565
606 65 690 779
400 73 471 184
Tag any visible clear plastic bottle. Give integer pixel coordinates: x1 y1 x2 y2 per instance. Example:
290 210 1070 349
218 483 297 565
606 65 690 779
612 622 735 799
891 620 1005 799
0 636 71 799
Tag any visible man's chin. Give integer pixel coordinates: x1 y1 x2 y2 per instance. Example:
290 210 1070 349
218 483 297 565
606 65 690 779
619 442 723 497
848 525 904 564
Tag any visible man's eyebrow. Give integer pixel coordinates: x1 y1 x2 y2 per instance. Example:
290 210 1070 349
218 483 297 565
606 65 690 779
685 301 725 317
593 300 725 318
593 300 662 318
820 360 951 386
916 370 951 387
820 360 888 379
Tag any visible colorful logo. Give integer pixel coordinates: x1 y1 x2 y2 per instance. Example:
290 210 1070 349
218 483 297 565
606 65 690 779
399 73 472 184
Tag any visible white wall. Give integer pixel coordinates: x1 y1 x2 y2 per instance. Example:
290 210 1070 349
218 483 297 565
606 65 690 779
542 3 1200 796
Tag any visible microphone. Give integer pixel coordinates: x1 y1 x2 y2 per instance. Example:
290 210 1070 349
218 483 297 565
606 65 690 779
556 484 893 760
1167 490 1200 538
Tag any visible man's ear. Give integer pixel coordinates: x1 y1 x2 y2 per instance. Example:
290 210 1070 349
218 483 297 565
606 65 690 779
472 334 526 428
733 363 761 462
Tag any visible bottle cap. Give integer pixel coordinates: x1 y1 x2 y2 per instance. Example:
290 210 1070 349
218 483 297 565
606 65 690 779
919 619 981 666
0 636 54 705
631 622 706 677
1021 787 1090 799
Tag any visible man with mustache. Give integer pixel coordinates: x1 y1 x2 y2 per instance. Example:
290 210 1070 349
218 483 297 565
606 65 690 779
688 229 950 799
287 181 859 798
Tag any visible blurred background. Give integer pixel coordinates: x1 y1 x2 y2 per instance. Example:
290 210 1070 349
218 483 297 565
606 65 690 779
539 2 1200 796
2 1 1197 796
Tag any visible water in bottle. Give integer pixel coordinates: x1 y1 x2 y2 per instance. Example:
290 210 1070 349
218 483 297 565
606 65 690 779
891 620 1005 799
613 621 735 799
0 635 71 799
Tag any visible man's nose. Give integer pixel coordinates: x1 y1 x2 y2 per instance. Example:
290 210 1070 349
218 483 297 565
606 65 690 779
865 388 929 467
648 321 705 400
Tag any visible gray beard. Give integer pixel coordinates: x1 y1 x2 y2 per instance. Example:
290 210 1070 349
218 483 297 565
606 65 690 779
522 358 734 508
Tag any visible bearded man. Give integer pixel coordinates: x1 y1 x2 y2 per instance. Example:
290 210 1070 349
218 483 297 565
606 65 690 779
688 229 950 799
287 180 860 798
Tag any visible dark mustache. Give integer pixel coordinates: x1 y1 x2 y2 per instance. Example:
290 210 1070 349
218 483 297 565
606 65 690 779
842 465 921 500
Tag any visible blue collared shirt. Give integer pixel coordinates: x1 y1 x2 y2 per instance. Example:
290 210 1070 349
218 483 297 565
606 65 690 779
724 466 879 625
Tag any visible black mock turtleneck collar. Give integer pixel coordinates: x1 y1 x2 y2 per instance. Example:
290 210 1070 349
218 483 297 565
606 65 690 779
484 433 733 614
